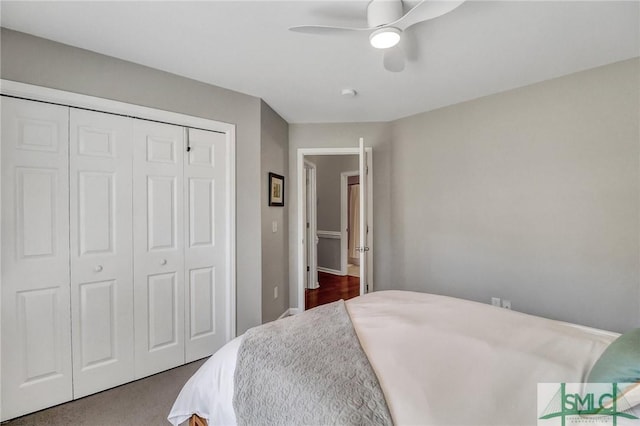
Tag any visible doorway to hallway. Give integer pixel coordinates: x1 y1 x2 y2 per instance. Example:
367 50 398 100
296 144 373 313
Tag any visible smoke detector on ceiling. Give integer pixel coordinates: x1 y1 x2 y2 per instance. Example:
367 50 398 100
341 88 357 97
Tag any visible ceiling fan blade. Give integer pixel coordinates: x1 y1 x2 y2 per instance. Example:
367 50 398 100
392 0 466 31
288 24 370 35
383 46 405 72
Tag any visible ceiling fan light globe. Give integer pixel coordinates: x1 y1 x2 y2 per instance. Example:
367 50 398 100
369 27 401 49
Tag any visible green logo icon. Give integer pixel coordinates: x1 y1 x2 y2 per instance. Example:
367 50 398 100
539 383 639 426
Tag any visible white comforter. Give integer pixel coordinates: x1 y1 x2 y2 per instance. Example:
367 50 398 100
168 291 618 426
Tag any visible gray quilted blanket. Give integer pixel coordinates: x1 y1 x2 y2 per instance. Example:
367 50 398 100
233 300 393 426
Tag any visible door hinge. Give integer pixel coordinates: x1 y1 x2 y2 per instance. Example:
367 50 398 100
366 225 369 234
307 266 310 272
306 222 310 229
366 284 369 293
366 166 369 175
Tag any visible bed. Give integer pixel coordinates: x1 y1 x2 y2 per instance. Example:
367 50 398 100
168 290 640 426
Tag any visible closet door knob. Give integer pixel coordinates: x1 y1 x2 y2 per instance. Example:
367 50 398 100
95 265 103 272
160 259 167 266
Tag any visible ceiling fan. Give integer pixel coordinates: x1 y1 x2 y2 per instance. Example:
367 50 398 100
289 0 466 72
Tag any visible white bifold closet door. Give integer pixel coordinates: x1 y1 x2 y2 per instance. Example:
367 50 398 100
133 123 229 376
133 120 186 378
1 97 72 420
69 109 134 398
1 94 232 421
184 128 228 362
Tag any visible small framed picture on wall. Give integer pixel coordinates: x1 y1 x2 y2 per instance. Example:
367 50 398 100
268 172 285 207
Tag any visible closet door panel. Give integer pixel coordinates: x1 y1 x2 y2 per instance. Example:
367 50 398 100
148 272 179 349
185 128 228 362
147 175 178 250
1 97 72 421
134 120 185 379
70 109 134 398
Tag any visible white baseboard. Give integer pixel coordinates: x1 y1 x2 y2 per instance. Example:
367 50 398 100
277 308 301 320
317 267 345 276
277 309 290 320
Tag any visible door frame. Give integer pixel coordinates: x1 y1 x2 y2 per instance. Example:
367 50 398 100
296 147 373 312
0 79 237 341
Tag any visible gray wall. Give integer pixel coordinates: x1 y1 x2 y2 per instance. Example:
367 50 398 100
289 59 639 333
0 28 263 334
316 239 341 272
306 155 358 271
390 58 640 332
288 123 394 307
260 101 289 323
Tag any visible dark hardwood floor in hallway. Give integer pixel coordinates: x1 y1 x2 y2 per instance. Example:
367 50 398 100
305 271 360 310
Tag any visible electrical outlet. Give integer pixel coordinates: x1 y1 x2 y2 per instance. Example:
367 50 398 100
502 299 511 310
274 286 278 299
491 297 501 307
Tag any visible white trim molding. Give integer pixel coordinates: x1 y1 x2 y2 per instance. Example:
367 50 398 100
0 80 235 131
277 308 300 320
277 309 291 320
317 230 342 240
317 267 345 276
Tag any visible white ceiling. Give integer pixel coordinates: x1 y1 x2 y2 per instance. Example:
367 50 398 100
1 1 638 123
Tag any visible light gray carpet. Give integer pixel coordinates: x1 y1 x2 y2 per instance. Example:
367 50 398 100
4 359 206 426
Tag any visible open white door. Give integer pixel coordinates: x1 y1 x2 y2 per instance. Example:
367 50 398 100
304 161 319 289
358 138 369 294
